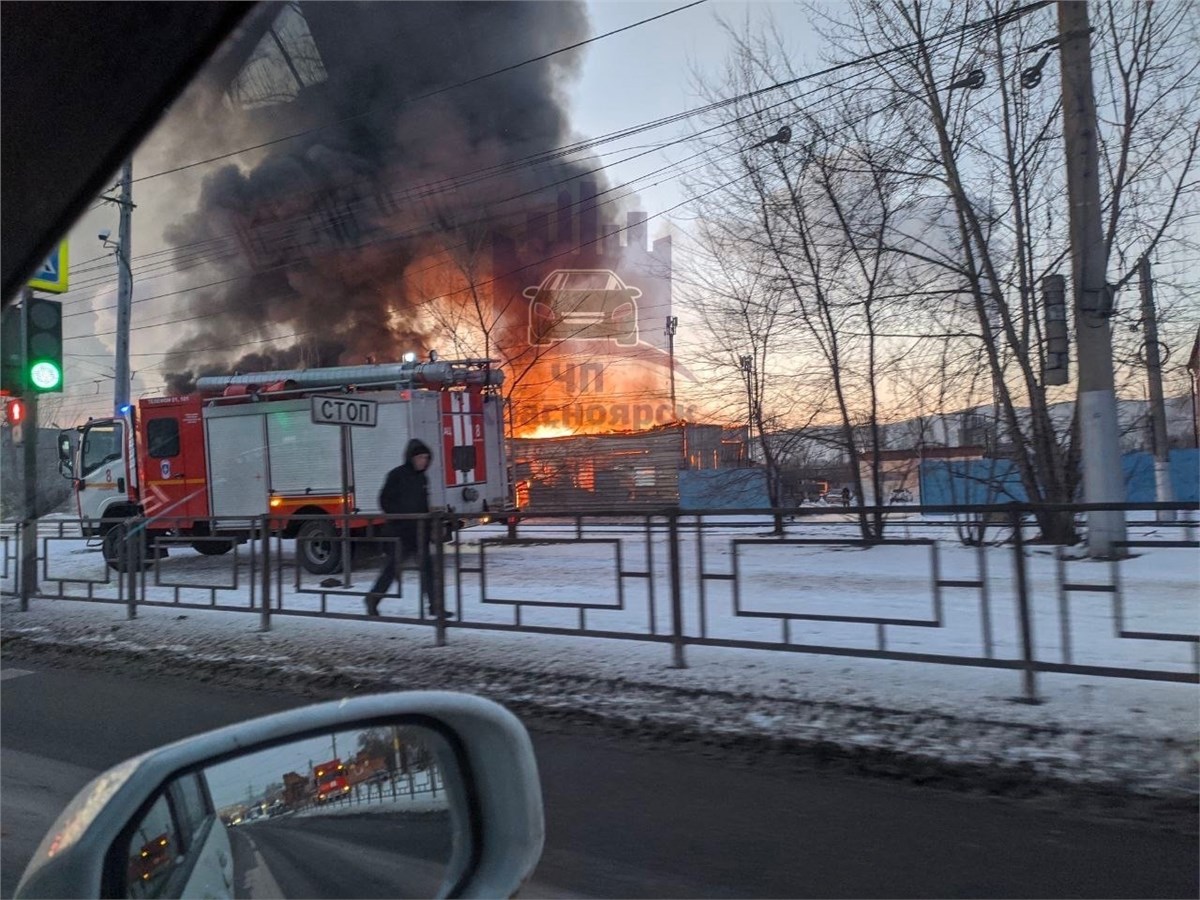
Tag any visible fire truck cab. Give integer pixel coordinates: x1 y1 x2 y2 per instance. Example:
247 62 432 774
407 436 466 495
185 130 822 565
313 758 350 804
61 358 510 574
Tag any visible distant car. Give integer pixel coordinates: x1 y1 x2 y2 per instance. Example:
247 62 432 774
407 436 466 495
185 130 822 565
525 269 641 347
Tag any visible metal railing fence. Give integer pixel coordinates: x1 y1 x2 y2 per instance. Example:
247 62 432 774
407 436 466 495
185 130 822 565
3 501 1196 703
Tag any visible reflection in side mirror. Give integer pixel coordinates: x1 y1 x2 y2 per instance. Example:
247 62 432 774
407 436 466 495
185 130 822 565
116 723 463 900
58 431 72 462
17 692 544 900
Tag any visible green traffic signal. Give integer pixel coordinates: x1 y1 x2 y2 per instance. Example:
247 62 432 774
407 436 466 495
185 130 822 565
29 360 62 391
24 296 63 394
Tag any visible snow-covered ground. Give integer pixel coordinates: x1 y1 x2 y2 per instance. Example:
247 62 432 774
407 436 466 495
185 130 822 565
3 514 1197 797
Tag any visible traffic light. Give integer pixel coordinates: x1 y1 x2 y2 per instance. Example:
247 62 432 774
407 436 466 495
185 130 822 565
25 295 63 393
4 397 26 445
5 396 26 425
1 304 21 392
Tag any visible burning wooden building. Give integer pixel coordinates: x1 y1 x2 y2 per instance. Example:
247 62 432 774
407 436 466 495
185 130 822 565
511 423 749 512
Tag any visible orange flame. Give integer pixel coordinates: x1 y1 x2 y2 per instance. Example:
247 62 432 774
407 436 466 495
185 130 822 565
400 240 681 439
522 424 576 439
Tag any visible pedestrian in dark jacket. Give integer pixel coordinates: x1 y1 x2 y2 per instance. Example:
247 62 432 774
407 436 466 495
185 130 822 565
364 438 442 617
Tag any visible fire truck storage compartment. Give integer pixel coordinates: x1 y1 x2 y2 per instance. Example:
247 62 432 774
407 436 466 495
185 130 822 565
482 397 507 506
265 405 342 494
203 399 347 520
203 409 269 519
198 387 505 527
204 412 270 518
349 398 414 515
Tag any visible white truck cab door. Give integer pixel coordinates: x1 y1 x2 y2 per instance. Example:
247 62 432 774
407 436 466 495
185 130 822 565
76 420 128 523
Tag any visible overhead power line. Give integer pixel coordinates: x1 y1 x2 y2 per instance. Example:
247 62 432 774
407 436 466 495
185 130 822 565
61 69 925 334
66 0 1049 299
61 73 880 317
60 0 1051 365
63 10 1021 318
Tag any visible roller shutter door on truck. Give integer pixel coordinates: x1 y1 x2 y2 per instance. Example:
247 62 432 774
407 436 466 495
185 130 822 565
351 401 412 515
205 414 269 519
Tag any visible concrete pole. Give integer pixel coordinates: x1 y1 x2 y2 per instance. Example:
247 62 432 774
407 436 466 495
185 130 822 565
1139 256 1175 521
1057 1 1127 556
114 159 133 415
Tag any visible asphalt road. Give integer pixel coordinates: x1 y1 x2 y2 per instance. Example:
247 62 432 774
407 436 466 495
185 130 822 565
2 661 1196 899
230 813 452 898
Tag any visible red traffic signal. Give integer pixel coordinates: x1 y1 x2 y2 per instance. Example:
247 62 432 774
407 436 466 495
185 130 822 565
5 397 25 425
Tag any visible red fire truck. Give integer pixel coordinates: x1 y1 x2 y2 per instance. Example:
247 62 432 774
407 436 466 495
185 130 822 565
61 358 510 573
312 758 351 804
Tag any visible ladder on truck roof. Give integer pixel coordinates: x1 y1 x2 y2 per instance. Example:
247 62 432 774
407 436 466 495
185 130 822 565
193 358 503 401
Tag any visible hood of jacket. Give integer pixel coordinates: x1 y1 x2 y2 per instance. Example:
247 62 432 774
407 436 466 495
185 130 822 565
405 438 433 466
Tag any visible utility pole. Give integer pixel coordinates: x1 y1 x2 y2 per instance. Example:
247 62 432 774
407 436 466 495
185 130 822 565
1139 255 1175 521
19 289 38 609
739 354 754 460
665 316 678 417
1057 2 1127 557
112 160 133 415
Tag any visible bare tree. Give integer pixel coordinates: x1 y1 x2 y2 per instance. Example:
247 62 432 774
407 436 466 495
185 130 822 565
680 233 822 522
686 21 942 539
802 0 1199 544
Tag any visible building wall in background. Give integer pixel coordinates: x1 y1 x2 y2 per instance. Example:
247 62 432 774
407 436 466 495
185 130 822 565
1 426 74 519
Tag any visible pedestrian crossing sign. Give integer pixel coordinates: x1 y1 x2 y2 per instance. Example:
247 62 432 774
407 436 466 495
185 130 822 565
28 241 69 293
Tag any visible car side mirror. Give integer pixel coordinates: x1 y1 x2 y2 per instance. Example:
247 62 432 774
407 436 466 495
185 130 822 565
522 286 537 299
15 692 544 899
57 431 72 462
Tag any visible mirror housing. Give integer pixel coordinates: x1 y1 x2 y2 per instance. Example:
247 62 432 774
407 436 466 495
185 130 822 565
57 432 74 480
15 692 544 899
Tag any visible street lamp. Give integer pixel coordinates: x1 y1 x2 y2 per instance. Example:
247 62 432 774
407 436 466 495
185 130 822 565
749 125 792 150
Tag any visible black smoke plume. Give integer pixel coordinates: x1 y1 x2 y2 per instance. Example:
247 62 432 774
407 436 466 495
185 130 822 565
161 1 595 394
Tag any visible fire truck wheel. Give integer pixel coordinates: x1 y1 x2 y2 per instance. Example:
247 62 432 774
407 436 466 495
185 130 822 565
191 540 234 556
101 524 151 572
296 519 343 575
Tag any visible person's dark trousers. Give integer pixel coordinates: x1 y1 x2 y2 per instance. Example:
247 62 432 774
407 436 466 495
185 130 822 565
417 546 440 615
369 539 401 597
369 540 439 613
